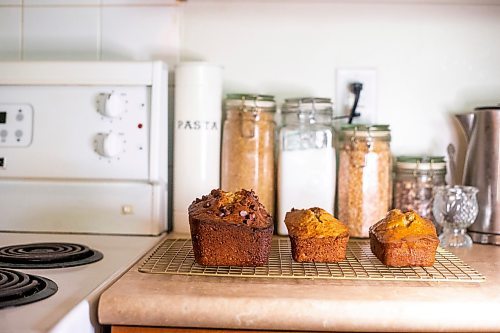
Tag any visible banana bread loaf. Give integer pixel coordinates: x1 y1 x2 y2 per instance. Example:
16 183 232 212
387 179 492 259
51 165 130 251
188 189 273 266
285 207 349 263
369 209 439 267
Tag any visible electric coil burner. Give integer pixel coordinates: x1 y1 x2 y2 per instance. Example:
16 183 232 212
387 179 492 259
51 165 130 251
0 242 103 269
0 268 58 309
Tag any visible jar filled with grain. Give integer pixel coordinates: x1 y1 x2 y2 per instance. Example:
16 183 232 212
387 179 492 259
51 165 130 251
277 97 335 235
221 94 276 217
337 125 392 237
393 156 446 220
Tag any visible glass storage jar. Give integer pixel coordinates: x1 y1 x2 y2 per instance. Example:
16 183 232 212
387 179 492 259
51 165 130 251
277 97 335 235
221 94 276 217
393 156 446 220
337 125 392 238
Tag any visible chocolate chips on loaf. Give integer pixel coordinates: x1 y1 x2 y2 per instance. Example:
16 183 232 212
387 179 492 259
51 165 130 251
188 189 273 266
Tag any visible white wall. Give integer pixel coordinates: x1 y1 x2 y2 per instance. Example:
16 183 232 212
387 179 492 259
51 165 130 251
180 1 500 179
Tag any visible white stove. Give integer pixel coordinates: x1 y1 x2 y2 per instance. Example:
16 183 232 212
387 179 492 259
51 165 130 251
0 232 162 333
0 61 169 332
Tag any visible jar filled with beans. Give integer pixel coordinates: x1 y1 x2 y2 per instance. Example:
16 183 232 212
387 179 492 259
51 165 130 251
221 94 276 217
393 156 446 220
337 125 392 238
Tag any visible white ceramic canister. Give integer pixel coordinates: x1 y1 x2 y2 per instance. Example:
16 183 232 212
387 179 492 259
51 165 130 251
277 97 336 235
173 62 223 233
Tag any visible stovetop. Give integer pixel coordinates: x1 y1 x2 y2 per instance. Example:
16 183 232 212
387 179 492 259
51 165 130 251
0 232 163 333
0 242 103 269
0 268 58 309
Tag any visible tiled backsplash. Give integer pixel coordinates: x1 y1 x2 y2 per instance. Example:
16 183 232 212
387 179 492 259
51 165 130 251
0 7 20 59
0 0 180 63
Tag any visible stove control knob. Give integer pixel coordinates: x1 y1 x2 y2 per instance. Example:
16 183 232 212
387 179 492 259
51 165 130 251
95 133 124 158
100 92 125 118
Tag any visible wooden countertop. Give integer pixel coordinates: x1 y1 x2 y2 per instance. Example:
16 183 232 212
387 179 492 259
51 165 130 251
98 236 500 332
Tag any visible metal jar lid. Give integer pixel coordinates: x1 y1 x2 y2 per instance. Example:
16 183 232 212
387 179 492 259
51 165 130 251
282 97 333 114
396 156 446 171
340 124 390 138
225 93 276 111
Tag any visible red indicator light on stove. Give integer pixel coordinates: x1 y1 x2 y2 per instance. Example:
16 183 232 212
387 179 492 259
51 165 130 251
138 123 143 129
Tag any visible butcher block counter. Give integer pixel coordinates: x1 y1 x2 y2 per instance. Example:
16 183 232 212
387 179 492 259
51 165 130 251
98 235 500 332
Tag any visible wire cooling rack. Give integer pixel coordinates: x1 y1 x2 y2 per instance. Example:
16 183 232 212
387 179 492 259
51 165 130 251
138 238 485 283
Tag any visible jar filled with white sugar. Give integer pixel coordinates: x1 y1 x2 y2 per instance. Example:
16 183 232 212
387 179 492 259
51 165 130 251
277 97 336 235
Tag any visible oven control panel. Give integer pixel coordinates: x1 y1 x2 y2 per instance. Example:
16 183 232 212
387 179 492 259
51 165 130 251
0 104 33 147
0 61 169 235
0 86 153 181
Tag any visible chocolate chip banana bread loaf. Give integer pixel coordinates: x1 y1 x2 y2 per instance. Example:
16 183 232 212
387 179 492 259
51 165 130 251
369 209 439 267
188 189 273 266
285 207 349 263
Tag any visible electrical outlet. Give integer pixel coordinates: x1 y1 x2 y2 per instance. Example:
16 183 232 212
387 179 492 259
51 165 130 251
335 69 377 124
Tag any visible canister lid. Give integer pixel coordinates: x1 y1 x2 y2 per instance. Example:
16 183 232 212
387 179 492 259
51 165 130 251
175 62 223 87
225 94 276 110
396 156 446 170
282 97 333 114
340 124 390 137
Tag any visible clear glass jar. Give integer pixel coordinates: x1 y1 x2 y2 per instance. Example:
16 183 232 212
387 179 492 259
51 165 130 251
433 185 479 248
337 125 392 237
393 156 446 220
221 94 276 217
277 98 335 235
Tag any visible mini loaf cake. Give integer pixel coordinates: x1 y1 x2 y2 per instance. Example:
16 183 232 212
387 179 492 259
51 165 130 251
284 207 349 263
369 209 439 267
188 189 273 266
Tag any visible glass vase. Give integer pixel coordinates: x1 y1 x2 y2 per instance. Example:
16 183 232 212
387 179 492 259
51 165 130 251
432 185 479 248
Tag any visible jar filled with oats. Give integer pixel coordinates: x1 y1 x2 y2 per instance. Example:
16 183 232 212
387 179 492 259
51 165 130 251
337 124 392 237
393 156 446 220
221 94 276 217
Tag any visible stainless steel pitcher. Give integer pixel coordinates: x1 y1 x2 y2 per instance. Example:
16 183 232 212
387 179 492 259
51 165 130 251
455 106 500 245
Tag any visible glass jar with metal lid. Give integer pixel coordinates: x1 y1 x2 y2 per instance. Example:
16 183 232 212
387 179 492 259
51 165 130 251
280 97 333 126
221 94 276 217
277 97 335 235
393 156 446 220
337 124 392 237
